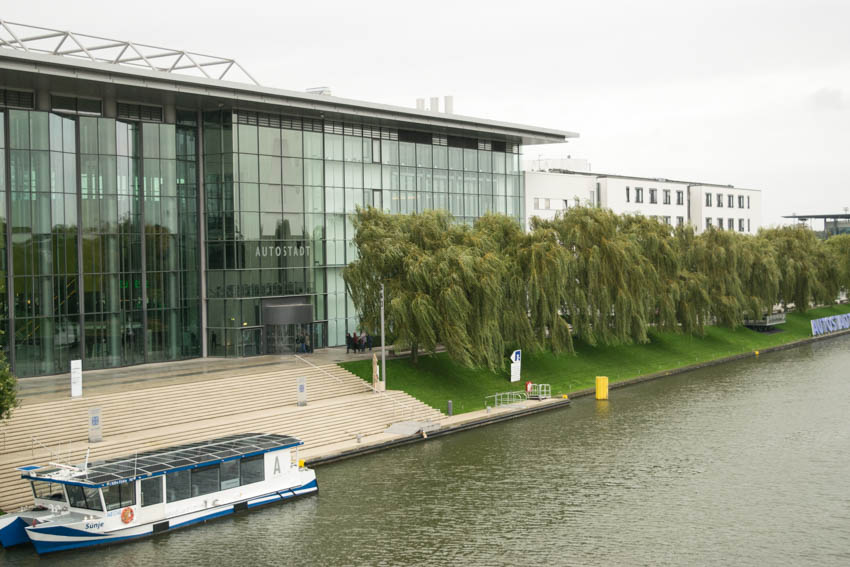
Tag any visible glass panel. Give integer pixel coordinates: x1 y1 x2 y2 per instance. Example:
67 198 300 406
259 126 282 155
282 129 302 157
238 124 258 154
324 134 343 160
141 477 163 507
166 469 191 502
31 481 65 502
241 455 265 485
303 132 323 159
191 465 220 497
220 459 240 490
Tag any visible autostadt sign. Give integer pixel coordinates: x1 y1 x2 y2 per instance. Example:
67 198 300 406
255 244 310 258
810 313 850 336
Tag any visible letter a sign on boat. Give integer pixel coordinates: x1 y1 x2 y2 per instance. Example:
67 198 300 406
510 350 521 383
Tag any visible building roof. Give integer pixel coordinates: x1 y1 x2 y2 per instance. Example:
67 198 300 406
20 433 302 488
0 22 576 145
783 213 850 220
527 169 760 191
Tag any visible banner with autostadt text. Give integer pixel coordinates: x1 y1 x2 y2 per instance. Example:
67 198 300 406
810 313 850 336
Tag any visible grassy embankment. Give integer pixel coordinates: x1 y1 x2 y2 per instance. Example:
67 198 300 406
341 304 850 415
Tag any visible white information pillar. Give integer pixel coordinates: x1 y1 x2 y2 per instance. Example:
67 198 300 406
509 350 522 383
297 376 308 406
70 359 83 398
88 407 103 443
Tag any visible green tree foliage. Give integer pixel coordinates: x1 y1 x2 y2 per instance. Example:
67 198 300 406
345 206 842 372
825 234 850 291
0 353 17 423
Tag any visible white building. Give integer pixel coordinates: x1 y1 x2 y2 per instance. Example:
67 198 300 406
523 168 762 235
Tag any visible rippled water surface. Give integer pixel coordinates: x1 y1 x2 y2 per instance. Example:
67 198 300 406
5 336 850 566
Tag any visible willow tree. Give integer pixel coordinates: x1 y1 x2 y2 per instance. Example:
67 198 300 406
542 207 654 346
760 225 835 311
671 225 712 334
689 228 749 327
825 234 850 292
620 214 681 332
736 233 780 319
344 207 509 370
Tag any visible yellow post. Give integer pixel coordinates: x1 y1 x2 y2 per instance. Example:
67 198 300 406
754 350 759 357
595 376 609 400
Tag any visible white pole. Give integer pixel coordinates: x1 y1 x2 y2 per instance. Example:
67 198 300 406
381 283 386 388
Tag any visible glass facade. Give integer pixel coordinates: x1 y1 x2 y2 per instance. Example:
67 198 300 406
1 105 523 376
2 109 200 376
204 110 523 351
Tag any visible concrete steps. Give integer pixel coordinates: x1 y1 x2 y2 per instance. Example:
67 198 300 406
0 364 443 512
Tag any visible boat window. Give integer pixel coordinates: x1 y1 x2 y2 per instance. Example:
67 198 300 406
191 465 220 497
220 459 240 490
141 477 163 507
166 469 191 503
31 481 66 503
67 485 104 512
103 482 136 511
241 455 265 486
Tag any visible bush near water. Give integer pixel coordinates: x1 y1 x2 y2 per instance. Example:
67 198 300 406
344 207 850 372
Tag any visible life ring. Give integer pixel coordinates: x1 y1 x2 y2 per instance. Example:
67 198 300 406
121 507 134 524
525 381 533 394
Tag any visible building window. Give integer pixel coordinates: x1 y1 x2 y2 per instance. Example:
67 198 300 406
663 189 671 204
533 198 540 210
747 196 750 209
649 188 657 204
717 193 723 207
738 195 744 208
739 218 745 232
727 218 733 230
51 95 103 116
706 218 712 229
677 216 684 226
626 186 630 203
563 199 570 210
544 198 550 210
705 193 712 207
728 195 734 208
747 219 751 232
663 216 671 225
635 187 644 203
676 190 684 205
718 218 724 229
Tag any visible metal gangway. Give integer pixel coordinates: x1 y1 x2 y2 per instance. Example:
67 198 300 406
527 383 551 400
485 391 527 409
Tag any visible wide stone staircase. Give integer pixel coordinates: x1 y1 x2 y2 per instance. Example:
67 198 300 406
0 363 443 512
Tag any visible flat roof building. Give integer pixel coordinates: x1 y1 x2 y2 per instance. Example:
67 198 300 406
524 167 762 235
0 22 574 377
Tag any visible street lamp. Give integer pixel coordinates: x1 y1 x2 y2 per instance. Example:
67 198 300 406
380 283 386 389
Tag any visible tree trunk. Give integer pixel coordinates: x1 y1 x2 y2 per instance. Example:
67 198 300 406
411 342 418 364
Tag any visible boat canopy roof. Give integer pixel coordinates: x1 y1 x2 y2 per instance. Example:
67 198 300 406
19 433 302 488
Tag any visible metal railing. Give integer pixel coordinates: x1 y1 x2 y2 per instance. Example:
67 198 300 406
485 391 528 409
528 383 552 400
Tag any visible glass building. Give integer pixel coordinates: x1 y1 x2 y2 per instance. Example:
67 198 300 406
0 28 573 377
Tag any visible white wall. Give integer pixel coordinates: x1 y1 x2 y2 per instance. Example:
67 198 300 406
600 177 690 227
524 171 596 226
689 185 762 234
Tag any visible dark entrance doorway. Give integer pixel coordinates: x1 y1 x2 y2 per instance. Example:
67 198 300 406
261 297 314 355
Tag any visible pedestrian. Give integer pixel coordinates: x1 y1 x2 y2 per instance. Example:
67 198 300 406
366 334 373 351
359 333 366 352
352 332 359 353
346 332 352 354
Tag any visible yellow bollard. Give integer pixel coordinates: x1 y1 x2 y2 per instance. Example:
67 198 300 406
595 376 609 400
754 350 759 357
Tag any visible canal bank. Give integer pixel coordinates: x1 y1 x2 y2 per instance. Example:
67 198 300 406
341 303 850 414
304 320 850 471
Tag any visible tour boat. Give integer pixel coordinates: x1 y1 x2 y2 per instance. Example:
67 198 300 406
0 433 317 554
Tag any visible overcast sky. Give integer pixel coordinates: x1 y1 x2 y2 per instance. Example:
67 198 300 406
4 0 849 227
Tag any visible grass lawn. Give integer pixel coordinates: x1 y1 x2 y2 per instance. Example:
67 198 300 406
340 304 850 415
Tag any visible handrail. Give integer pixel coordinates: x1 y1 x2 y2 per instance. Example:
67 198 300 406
293 354 415 419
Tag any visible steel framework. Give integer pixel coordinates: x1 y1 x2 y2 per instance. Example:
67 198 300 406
0 20 259 85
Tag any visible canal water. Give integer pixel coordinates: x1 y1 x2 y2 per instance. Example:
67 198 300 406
4 335 850 566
